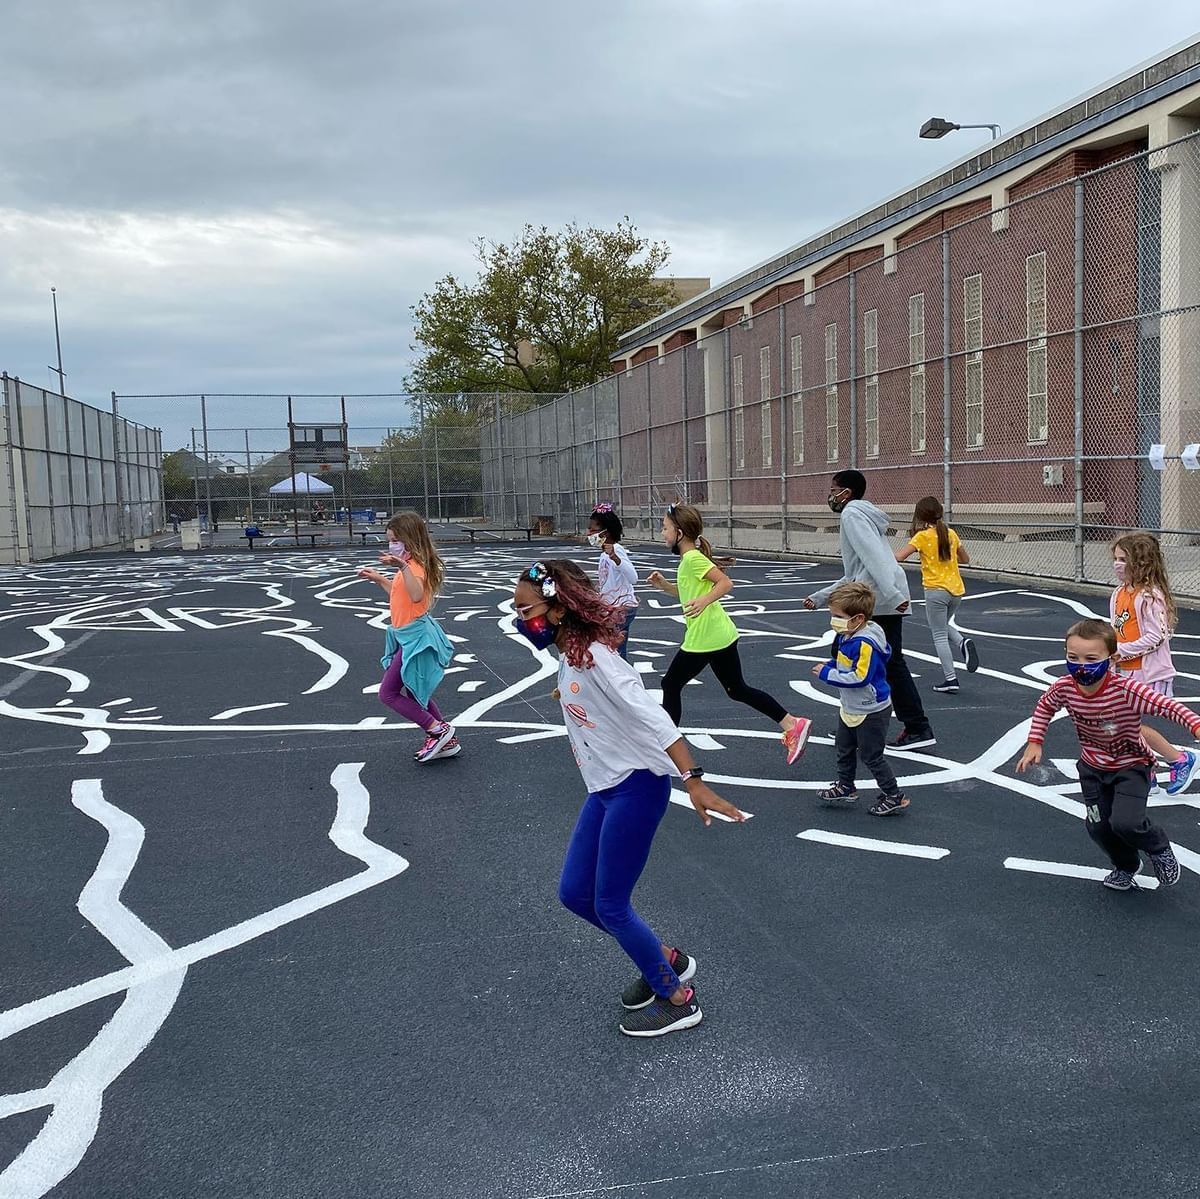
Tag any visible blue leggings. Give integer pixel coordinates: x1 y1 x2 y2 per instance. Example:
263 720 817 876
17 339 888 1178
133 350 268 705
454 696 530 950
558 769 681 999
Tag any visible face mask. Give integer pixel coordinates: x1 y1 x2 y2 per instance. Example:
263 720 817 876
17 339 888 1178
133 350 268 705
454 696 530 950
668 534 683 556
1113 560 1126 579
516 613 558 651
388 539 406 557
1066 659 1110 686
830 616 852 634
587 532 603 548
828 491 849 514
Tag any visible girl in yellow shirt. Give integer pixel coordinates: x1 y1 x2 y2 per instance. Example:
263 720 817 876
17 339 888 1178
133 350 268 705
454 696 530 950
895 496 979 694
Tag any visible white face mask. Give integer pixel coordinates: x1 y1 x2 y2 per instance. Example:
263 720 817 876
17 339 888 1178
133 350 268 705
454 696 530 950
388 539 406 557
1113 560 1126 579
830 616 852 634
587 532 603 548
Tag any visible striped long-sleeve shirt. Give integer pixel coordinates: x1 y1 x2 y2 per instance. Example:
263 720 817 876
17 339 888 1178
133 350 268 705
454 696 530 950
1028 672 1200 770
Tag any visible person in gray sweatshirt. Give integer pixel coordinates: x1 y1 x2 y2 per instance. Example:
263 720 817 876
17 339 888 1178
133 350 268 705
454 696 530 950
804 469 936 750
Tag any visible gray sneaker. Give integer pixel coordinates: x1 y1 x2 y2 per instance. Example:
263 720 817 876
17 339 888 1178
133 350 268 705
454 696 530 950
619 988 703 1038
1102 868 1139 891
621 950 696 1011
1149 846 1182 887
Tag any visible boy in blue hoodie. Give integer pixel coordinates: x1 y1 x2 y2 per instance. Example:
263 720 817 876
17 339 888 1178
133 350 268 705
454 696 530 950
811 581 909 816
804 468 935 751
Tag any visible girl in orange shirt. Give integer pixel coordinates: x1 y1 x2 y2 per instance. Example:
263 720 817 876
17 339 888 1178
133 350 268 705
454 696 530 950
358 511 458 763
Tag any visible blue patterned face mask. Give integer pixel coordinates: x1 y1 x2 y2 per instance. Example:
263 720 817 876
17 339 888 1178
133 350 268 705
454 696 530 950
1066 658 1110 686
516 614 558 651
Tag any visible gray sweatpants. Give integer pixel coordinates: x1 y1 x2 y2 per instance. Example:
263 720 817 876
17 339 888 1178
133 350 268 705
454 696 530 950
924 587 964 682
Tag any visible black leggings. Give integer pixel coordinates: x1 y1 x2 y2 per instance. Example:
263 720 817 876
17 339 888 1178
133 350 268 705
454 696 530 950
660 640 787 726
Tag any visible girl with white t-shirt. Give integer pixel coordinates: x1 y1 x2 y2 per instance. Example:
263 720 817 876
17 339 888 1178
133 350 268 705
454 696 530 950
587 503 639 659
512 558 744 1039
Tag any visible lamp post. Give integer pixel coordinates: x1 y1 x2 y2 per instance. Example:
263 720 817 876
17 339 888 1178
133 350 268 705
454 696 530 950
50 286 66 395
919 117 1001 141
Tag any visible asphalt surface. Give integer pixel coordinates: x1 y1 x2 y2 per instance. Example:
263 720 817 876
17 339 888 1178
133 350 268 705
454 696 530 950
2 540 1200 1198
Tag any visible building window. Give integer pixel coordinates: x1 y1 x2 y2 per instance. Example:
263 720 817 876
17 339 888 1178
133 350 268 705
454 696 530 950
790 334 803 465
1026 252 1048 443
732 353 745 469
909 294 926 454
825 323 838 463
863 309 879 459
759 345 772 468
964 273 983 448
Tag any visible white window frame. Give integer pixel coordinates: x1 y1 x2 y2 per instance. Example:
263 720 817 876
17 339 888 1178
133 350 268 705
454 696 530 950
732 353 745 469
964 273 983 449
759 345 772 468
790 334 804 465
909 294 926 454
863 309 879 459
1026 252 1048 444
824 323 838 463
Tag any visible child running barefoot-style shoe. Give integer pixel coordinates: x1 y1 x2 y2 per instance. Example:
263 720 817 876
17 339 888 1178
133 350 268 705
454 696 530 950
817 782 859 807
1166 749 1199 796
782 717 813 765
933 678 960 694
415 721 456 763
963 638 979 673
869 792 910 817
621 949 697 1011
1149 846 1182 886
1102 867 1140 891
619 987 703 1038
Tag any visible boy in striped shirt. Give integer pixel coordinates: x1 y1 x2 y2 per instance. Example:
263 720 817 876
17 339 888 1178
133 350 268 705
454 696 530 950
1017 618 1198 891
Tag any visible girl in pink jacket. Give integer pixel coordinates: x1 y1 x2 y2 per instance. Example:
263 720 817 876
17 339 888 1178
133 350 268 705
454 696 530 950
1111 532 1196 795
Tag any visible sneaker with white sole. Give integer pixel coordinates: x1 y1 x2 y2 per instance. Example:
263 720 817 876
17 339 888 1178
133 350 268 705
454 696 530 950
889 729 937 751
1149 846 1181 887
933 679 959 694
1102 868 1140 891
621 949 697 1011
434 736 462 760
1166 750 1199 796
619 987 703 1038
782 718 812 765
963 638 979 673
415 722 456 763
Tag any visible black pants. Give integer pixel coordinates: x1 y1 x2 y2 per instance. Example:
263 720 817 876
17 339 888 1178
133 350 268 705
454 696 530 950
836 709 899 794
661 640 787 726
1078 760 1169 872
873 613 933 738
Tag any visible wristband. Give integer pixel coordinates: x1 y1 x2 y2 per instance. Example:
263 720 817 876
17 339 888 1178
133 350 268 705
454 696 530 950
680 767 704 783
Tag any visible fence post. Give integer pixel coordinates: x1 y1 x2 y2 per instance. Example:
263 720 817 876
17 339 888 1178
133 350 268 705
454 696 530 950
680 351 690 504
419 394 431 518
592 385 600 506
190 427 201 520
778 304 789 553
199 393 214 533
724 327 734 543
40 388 57 557
112 390 129 549
848 271 858 469
2 373 26 563
1073 178 1085 583
645 370 653 519
245 428 254 523
942 230 952 518
492 393 504 526
614 381 624 523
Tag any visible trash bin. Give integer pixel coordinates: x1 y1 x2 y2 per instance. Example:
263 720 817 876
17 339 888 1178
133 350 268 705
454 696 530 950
181 520 203 551
533 515 555 536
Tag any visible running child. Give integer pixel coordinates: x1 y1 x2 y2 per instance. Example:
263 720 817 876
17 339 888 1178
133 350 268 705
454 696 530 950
646 503 811 763
894 496 979 694
358 510 458 763
1111 532 1198 795
512 559 744 1038
1016 618 1197 891
587 502 639 659
811 582 909 817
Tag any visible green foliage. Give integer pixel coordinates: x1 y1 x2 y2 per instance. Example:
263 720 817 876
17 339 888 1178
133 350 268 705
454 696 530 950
161 450 194 500
408 219 674 395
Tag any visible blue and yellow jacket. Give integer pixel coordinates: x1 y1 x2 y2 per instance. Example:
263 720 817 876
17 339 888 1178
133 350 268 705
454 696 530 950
817 622 892 716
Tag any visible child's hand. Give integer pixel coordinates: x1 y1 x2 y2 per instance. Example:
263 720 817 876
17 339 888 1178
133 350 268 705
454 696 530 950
647 570 666 590
810 662 825 678
803 598 817 610
681 595 708 618
1016 743 1042 773
356 567 380 581
686 781 746 827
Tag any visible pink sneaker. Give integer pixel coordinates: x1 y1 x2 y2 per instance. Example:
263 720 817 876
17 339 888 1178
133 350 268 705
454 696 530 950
415 722 456 763
782 718 812 765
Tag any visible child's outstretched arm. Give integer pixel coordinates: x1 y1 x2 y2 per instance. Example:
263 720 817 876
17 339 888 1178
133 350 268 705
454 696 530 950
1126 681 1200 739
1017 685 1064 771
895 544 917 563
646 570 679 597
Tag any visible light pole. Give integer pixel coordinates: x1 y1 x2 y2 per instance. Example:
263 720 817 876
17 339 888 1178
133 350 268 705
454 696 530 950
919 117 1001 141
50 286 66 395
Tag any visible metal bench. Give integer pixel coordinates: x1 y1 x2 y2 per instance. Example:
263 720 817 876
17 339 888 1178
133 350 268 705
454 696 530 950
459 525 534 544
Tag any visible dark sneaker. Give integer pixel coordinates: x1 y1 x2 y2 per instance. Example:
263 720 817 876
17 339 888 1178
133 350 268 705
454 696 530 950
621 950 697 1011
1102 868 1139 891
889 729 936 751
1149 846 1182 887
963 638 979 673
1166 750 1199 796
869 792 910 817
933 679 960 694
415 722 456 763
817 782 859 807
619 987 703 1038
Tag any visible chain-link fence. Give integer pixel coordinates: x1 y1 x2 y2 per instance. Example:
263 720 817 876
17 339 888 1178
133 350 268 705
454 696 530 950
481 131 1200 595
1 374 162 563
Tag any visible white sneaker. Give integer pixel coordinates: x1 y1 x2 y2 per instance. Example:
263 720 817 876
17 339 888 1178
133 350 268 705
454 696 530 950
415 723 456 763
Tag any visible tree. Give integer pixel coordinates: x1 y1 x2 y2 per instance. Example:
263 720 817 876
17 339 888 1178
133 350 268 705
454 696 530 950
408 219 674 396
161 450 194 503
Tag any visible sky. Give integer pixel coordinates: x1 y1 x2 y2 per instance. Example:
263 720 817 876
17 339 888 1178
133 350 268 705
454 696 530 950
1 0 1197 450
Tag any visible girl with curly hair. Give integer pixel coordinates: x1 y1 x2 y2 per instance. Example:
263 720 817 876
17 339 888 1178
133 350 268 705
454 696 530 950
512 558 744 1038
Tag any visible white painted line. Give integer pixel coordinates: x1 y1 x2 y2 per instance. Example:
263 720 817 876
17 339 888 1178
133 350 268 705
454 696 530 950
453 653 477 663
78 731 110 756
357 716 388 727
797 829 949 860
497 729 566 744
670 790 752 821
634 661 655 674
212 702 290 720
457 681 484 692
685 734 726 751
102 698 132 708
452 610 486 621
361 684 380 695
1003 857 1160 889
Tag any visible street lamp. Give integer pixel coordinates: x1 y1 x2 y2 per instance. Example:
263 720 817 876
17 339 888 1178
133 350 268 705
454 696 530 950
920 116 1001 141
49 286 66 395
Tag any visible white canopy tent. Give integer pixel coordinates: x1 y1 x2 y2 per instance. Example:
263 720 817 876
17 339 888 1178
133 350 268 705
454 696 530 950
267 472 335 496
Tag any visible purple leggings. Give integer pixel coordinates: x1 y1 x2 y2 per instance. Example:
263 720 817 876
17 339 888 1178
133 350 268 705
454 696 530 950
379 651 444 730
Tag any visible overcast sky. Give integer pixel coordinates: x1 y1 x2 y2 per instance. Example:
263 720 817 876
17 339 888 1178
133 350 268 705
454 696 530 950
1 0 1197 449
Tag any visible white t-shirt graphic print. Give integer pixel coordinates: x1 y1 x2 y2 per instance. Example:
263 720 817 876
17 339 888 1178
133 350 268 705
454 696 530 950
557 642 680 793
